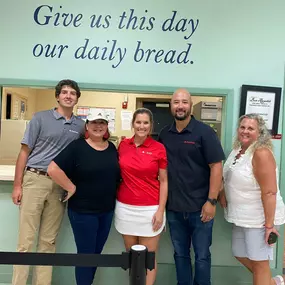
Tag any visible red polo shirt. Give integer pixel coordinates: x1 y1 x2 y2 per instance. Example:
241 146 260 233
117 136 167 206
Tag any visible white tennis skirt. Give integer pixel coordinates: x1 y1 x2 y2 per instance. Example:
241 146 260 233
114 200 166 237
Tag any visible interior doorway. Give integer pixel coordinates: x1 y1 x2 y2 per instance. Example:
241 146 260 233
142 101 173 141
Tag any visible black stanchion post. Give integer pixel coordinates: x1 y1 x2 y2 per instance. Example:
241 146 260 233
129 245 147 285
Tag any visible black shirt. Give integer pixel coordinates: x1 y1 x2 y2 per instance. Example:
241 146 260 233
159 116 225 212
53 138 121 213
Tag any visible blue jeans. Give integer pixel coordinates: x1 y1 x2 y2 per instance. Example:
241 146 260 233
167 210 214 285
68 208 114 285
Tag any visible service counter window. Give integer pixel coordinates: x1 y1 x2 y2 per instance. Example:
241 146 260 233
0 86 224 181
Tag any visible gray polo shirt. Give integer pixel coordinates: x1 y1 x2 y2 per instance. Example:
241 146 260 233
22 108 85 171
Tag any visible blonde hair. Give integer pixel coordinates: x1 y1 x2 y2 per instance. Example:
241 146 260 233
233 113 273 151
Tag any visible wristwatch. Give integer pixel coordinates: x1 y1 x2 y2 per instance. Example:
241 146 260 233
207 198 218 206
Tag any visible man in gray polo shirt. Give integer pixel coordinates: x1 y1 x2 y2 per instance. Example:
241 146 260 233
11 79 85 285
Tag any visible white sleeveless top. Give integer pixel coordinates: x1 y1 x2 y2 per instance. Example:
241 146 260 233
223 146 285 228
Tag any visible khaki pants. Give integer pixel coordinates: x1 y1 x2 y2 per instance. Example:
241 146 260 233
12 171 66 285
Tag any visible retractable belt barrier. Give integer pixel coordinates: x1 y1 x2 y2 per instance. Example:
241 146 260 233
0 245 155 285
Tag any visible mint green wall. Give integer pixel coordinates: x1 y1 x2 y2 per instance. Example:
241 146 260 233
1 0 284 147
0 1 285 284
1 1 285 134
0 1 284 93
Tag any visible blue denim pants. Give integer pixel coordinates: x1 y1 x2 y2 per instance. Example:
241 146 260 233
167 210 214 285
68 208 114 285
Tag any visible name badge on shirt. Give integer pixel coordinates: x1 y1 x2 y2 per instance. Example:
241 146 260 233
184 141 195 144
69 130 79 134
141 150 152 155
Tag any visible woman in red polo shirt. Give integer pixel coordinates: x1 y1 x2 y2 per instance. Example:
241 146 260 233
115 107 168 285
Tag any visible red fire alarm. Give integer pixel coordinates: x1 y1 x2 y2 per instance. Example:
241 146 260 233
122 95 128 109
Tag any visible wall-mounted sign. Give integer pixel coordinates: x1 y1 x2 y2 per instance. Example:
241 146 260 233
239 85 281 135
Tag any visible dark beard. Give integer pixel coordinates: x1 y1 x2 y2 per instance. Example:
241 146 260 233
174 110 191 121
175 115 187 121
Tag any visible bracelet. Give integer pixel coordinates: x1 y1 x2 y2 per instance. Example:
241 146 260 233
264 225 274 230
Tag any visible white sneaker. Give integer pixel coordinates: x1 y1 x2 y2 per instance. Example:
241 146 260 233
273 275 285 285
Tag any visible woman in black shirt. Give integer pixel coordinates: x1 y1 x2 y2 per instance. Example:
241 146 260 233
48 111 120 285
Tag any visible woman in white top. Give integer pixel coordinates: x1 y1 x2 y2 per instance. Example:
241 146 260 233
219 113 285 285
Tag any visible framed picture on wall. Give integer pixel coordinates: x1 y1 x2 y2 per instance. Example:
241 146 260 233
239 84 282 135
